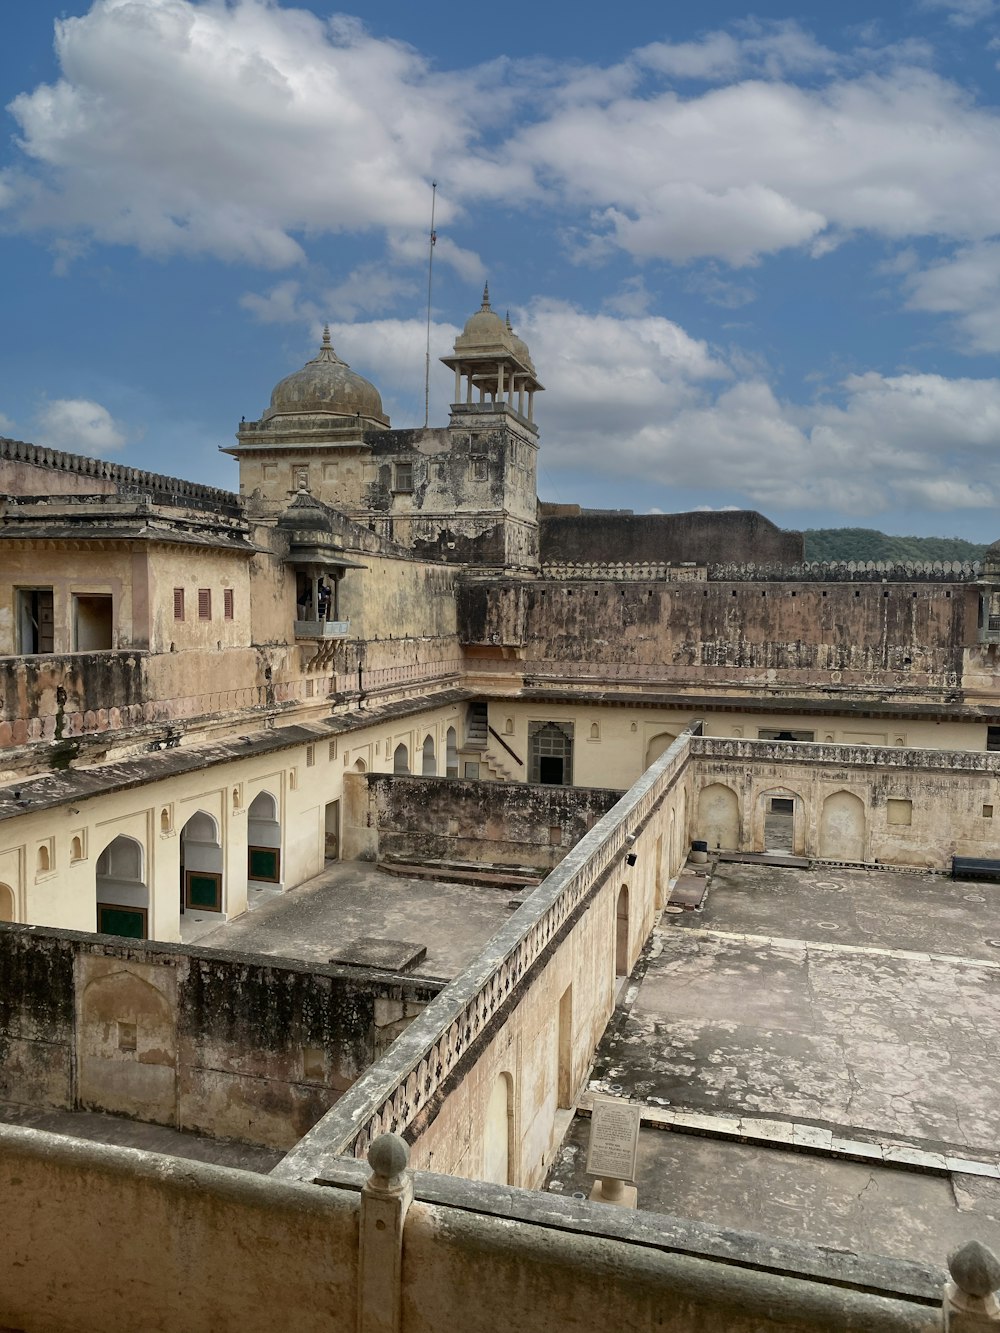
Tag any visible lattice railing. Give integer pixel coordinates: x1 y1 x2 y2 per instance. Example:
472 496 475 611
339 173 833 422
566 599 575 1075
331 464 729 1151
278 723 702 1171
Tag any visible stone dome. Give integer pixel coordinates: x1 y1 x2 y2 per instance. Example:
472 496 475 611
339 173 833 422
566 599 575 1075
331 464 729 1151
276 490 330 534
453 284 512 354
505 312 535 374
263 327 387 425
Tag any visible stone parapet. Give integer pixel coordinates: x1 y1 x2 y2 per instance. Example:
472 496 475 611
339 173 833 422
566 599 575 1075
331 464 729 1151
708 559 980 582
274 723 702 1174
692 735 1000 771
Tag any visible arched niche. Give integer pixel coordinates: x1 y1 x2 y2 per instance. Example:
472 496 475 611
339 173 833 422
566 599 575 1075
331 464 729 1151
354 757 367 773
819 791 866 862
393 743 410 775
0 883 15 923
96 835 148 939
421 734 436 776
180 811 223 914
483 1071 514 1186
645 731 677 768
615 885 630 976
698 783 740 852
445 727 458 778
247 791 282 886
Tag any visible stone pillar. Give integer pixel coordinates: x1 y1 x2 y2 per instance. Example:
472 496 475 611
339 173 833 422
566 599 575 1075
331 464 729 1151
528 390 534 424
357 1133 413 1333
454 364 461 402
944 1241 1000 1330
497 360 505 402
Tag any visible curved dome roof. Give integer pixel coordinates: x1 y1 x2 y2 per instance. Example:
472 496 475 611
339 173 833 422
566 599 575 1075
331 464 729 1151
453 284 512 354
505 312 535 374
263 327 387 425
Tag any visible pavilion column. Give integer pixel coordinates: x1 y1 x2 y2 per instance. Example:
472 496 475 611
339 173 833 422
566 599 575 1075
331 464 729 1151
454 365 462 402
497 361 505 402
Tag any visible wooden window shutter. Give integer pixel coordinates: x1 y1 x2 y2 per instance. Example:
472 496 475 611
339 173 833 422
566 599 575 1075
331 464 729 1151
173 588 184 620
198 588 211 620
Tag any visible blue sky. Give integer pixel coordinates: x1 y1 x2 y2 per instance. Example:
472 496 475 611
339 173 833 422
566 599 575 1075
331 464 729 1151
3 1 1000 539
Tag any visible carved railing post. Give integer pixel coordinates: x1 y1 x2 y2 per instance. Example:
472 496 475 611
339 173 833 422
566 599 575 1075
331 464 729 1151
944 1241 1000 1329
357 1133 412 1333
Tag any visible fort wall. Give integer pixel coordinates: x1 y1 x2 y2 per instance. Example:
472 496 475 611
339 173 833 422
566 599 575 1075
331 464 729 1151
0 924 439 1147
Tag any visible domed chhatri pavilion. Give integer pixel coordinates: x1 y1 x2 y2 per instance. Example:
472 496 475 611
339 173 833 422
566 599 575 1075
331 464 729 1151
263 326 389 430
227 289 544 568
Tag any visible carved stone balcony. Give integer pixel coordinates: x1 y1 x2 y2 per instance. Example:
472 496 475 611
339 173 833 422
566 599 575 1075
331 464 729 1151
294 619 350 640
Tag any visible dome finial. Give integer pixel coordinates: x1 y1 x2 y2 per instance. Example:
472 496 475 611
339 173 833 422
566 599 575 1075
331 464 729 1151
506 310 512 331
322 324 332 348
481 282 491 310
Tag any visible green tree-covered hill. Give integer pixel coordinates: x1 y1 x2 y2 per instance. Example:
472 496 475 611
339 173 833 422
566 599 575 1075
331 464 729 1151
803 528 988 564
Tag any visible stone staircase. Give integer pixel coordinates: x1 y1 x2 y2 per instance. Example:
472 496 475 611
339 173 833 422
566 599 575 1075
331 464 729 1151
464 703 519 782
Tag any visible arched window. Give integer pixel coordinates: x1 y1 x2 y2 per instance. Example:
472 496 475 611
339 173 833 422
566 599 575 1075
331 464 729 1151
0 883 15 923
180 812 223 914
36 845 50 875
421 735 436 776
446 727 458 778
96 835 148 939
247 791 281 885
70 835 84 862
354 757 367 773
393 743 409 775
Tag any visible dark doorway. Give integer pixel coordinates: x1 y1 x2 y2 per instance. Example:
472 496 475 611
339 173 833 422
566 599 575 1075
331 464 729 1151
539 756 564 784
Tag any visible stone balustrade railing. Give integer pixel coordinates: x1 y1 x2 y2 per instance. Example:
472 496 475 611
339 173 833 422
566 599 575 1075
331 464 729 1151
708 559 981 582
539 561 707 581
276 724 702 1174
0 655 467 747
692 735 1000 772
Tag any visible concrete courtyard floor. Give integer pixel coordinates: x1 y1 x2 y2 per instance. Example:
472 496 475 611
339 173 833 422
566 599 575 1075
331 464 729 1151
547 862 1000 1265
190 860 519 980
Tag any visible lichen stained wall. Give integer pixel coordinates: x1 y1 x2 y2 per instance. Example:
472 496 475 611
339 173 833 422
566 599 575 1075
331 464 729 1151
0 923 440 1147
461 578 977 699
342 773 623 869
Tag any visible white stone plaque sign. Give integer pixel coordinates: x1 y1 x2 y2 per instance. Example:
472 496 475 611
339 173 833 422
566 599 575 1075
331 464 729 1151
585 1097 640 1183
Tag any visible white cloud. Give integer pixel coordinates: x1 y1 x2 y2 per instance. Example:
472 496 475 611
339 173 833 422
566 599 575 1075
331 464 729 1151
2 0 485 265
6 7 1000 278
507 303 1000 516
0 411 16 435
904 243 1000 352
506 66 1000 266
35 398 129 454
638 20 835 83
920 0 997 25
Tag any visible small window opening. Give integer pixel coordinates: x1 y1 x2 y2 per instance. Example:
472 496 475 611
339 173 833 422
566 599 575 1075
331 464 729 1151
198 588 212 620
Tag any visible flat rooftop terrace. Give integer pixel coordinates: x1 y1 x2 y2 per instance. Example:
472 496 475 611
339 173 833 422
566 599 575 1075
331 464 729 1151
549 862 1000 1265
187 860 520 981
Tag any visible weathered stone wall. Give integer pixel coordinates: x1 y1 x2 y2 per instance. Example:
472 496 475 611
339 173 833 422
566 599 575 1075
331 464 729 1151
459 578 979 698
0 1121 941 1333
539 508 802 565
341 772 624 869
0 435 242 508
0 923 439 1147
691 737 1000 868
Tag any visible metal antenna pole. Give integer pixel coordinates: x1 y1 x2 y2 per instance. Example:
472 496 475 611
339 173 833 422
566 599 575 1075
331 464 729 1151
423 181 437 429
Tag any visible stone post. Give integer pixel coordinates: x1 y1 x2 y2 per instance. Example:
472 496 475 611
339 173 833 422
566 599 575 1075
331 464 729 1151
357 1133 413 1333
944 1241 1000 1330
